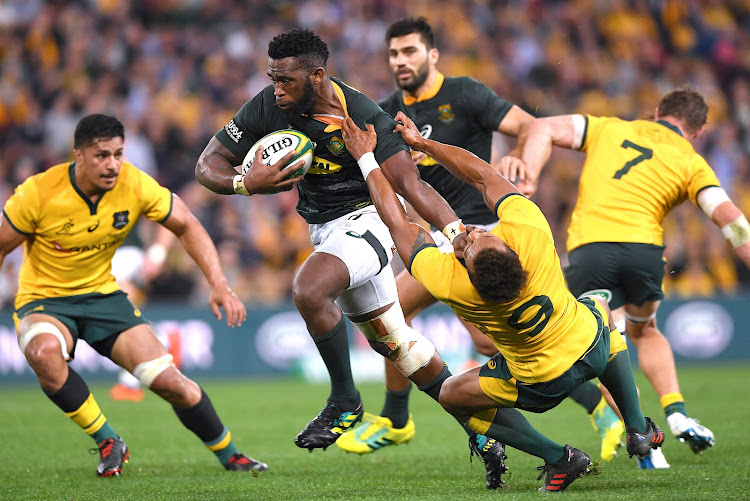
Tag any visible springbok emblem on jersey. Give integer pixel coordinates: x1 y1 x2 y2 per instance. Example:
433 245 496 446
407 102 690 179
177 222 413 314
438 104 455 124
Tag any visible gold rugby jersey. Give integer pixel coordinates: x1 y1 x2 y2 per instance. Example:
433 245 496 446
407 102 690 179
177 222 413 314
410 194 598 383
568 117 720 251
3 161 172 308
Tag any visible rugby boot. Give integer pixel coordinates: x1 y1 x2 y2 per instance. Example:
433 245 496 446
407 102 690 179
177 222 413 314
224 453 269 476
336 413 415 454
667 412 714 453
469 433 508 490
93 437 129 477
637 447 671 469
626 417 665 458
295 399 363 451
590 397 625 462
537 445 592 493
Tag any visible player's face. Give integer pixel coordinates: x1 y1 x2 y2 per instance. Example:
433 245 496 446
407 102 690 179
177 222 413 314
463 226 509 274
73 137 124 195
268 58 316 115
388 33 433 93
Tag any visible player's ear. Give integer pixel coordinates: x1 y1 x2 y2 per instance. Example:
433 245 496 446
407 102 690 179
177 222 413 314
429 48 439 65
310 67 325 84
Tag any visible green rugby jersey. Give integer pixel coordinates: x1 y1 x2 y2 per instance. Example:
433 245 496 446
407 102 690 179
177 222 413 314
380 74 512 224
216 77 408 224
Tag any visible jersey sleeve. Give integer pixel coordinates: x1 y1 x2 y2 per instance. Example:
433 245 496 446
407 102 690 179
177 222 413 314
686 154 721 204
214 87 280 160
409 244 453 301
580 115 603 152
464 78 513 132
135 167 174 223
2 177 40 235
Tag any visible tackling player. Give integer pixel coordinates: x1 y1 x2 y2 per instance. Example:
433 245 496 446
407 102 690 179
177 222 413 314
518 86 744 458
0 114 267 477
336 19 535 475
194 28 507 488
340 113 664 493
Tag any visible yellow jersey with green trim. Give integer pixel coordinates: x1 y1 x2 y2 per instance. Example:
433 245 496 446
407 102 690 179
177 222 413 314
3 161 173 309
568 116 720 251
410 194 599 383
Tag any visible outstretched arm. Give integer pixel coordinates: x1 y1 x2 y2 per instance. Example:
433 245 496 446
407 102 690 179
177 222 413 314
517 114 583 196
394 111 519 211
341 118 434 267
160 194 246 327
697 187 750 268
494 105 534 187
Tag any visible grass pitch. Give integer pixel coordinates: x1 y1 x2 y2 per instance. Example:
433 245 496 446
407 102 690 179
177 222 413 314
1 364 747 500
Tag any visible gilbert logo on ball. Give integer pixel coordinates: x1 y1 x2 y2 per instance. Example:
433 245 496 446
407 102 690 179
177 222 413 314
242 130 314 178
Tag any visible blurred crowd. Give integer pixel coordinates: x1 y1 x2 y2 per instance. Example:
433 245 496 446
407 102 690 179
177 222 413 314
1 0 750 309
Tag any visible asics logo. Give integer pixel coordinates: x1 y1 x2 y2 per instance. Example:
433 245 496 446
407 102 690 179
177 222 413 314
88 221 100 232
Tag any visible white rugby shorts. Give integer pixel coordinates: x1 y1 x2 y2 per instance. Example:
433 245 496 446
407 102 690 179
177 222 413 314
309 205 398 317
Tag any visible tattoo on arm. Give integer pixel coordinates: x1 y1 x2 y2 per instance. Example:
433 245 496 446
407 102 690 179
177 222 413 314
409 229 428 258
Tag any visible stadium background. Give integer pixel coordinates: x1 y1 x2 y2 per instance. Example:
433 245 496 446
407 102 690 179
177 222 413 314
1 0 750 381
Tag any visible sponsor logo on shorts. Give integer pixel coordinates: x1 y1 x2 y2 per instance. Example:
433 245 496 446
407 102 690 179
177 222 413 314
487 359 496 369
134 307 142 317
224 119 243 143
579 289 612 303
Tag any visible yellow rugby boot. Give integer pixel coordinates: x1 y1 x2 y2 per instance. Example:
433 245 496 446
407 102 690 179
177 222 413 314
336 413 415 454
590 397 625 462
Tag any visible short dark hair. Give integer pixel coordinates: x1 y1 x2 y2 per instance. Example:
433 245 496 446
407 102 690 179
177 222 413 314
657 86 708 134
386 17 436 49
468 247 528 303
73 114 125 150
268 28 330 73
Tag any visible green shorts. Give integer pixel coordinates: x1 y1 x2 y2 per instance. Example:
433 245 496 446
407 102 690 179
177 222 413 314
565 242 666 309
15 291 148 359
477 297 623 413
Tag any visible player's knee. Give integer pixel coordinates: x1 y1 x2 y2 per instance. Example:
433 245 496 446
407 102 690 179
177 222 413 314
438 377 462 414
355 304 435 377
18 322 70 364
134 354 175 389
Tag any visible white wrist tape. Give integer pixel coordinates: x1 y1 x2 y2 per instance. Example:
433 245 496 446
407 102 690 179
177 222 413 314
442 220 466 244
721 214 750 248
233 174 250 196
697 186 731 218
357 152 380 179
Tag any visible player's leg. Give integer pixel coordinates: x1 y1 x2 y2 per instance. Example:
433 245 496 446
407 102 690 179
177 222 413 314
16 311 128 477
623 301 714 452
110 323 267 474
440 364 590 493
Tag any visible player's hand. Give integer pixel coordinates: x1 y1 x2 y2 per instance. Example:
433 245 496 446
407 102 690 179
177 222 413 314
452 230 469 260
342 117 377 160
411 150 427 165
243 146 305 194
393 111 426 151
494 155 526 184
208 284 247 328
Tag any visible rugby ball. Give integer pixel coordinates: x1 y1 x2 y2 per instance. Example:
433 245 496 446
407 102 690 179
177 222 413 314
241 129 314 178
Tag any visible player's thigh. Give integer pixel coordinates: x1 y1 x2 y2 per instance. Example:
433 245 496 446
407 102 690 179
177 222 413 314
311 207 395 292
440 365 498 411
110 323 170 374
395 269 437 321
337 263 399 317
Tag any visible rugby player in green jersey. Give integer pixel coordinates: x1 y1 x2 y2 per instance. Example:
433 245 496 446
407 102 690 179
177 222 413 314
0 114 267 477
195 28 507 488
340 113 664 493
519 87 748 463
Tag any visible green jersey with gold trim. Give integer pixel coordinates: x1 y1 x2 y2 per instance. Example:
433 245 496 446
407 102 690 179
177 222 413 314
3 161 173 309
410 194 598 384
216 77 408 224
380 74 512 224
